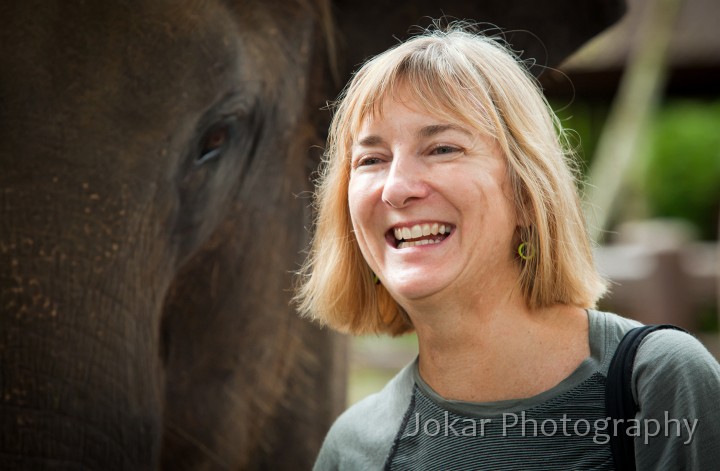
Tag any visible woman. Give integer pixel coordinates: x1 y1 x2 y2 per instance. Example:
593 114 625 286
295 25 720 470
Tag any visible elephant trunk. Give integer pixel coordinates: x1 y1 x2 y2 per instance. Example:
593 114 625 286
0 180 172 470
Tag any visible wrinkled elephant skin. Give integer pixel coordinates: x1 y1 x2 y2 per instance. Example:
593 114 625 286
0 1 344 469
0 0 623 470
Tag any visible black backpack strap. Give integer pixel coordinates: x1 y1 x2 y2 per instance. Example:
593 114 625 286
605 324 687 471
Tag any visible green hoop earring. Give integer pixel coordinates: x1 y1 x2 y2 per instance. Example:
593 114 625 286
372 272 381 285
518 242 535 260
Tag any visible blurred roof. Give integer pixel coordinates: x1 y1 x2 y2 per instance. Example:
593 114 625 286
542 0 720 97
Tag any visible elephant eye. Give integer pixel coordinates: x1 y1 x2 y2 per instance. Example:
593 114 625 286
196 119 233 165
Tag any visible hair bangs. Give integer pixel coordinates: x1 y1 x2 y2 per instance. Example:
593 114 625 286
344 42 500 149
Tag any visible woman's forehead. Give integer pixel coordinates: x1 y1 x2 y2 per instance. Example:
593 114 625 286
350 90 487 141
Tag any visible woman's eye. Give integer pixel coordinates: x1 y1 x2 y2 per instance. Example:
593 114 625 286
357 156 383 167
432 145 458 155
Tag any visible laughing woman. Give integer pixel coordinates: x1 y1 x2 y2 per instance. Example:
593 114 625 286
295 26 720 470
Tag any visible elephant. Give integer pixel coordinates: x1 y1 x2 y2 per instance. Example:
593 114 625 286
0 0 623 469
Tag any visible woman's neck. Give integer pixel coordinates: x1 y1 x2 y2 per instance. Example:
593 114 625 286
409 297 589 403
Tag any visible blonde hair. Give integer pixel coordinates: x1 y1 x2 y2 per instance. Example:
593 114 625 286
295 25 607 336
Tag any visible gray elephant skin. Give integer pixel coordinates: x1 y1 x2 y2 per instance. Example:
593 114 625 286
0 0 623 469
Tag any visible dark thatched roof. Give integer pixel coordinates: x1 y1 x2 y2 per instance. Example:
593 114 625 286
542 0 720 97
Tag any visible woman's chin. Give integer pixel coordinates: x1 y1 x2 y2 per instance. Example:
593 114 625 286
384 277 448 303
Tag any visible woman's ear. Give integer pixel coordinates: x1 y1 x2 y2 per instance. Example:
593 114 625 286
514 186 535 229
516 208 533 229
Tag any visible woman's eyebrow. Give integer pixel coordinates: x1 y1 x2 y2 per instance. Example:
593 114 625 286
355 124 470 147
418 124 471 138
355 135 385 147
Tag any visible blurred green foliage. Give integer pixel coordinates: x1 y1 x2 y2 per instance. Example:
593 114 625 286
644 100 720 240
553 99 720 240
552 100 609 173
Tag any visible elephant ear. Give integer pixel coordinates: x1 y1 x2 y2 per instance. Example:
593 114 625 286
332 0 625 77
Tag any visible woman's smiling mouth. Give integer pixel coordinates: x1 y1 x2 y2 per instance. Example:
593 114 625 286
386 222 455 249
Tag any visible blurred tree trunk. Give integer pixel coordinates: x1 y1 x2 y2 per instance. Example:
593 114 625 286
584 0 684 243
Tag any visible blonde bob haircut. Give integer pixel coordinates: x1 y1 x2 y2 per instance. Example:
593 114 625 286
295 25 607 336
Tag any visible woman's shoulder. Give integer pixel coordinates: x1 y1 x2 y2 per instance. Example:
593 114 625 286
633 327 720 389
630 326 720 468
330 359 417 436
313 359 418 471
587 308 641 344
586 309 642 370
588 308 718 376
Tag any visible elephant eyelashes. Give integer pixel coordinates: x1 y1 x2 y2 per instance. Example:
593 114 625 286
196 118 235 165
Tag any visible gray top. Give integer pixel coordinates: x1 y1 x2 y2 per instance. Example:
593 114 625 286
314 310 720 470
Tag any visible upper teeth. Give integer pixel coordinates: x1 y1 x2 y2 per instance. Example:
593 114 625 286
394 223 448 241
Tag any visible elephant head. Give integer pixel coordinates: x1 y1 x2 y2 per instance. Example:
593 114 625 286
0 0 623 469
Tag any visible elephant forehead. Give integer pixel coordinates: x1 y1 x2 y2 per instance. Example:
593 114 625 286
0 1 309 134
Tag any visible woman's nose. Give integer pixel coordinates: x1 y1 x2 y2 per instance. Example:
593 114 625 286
381 155 430 208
